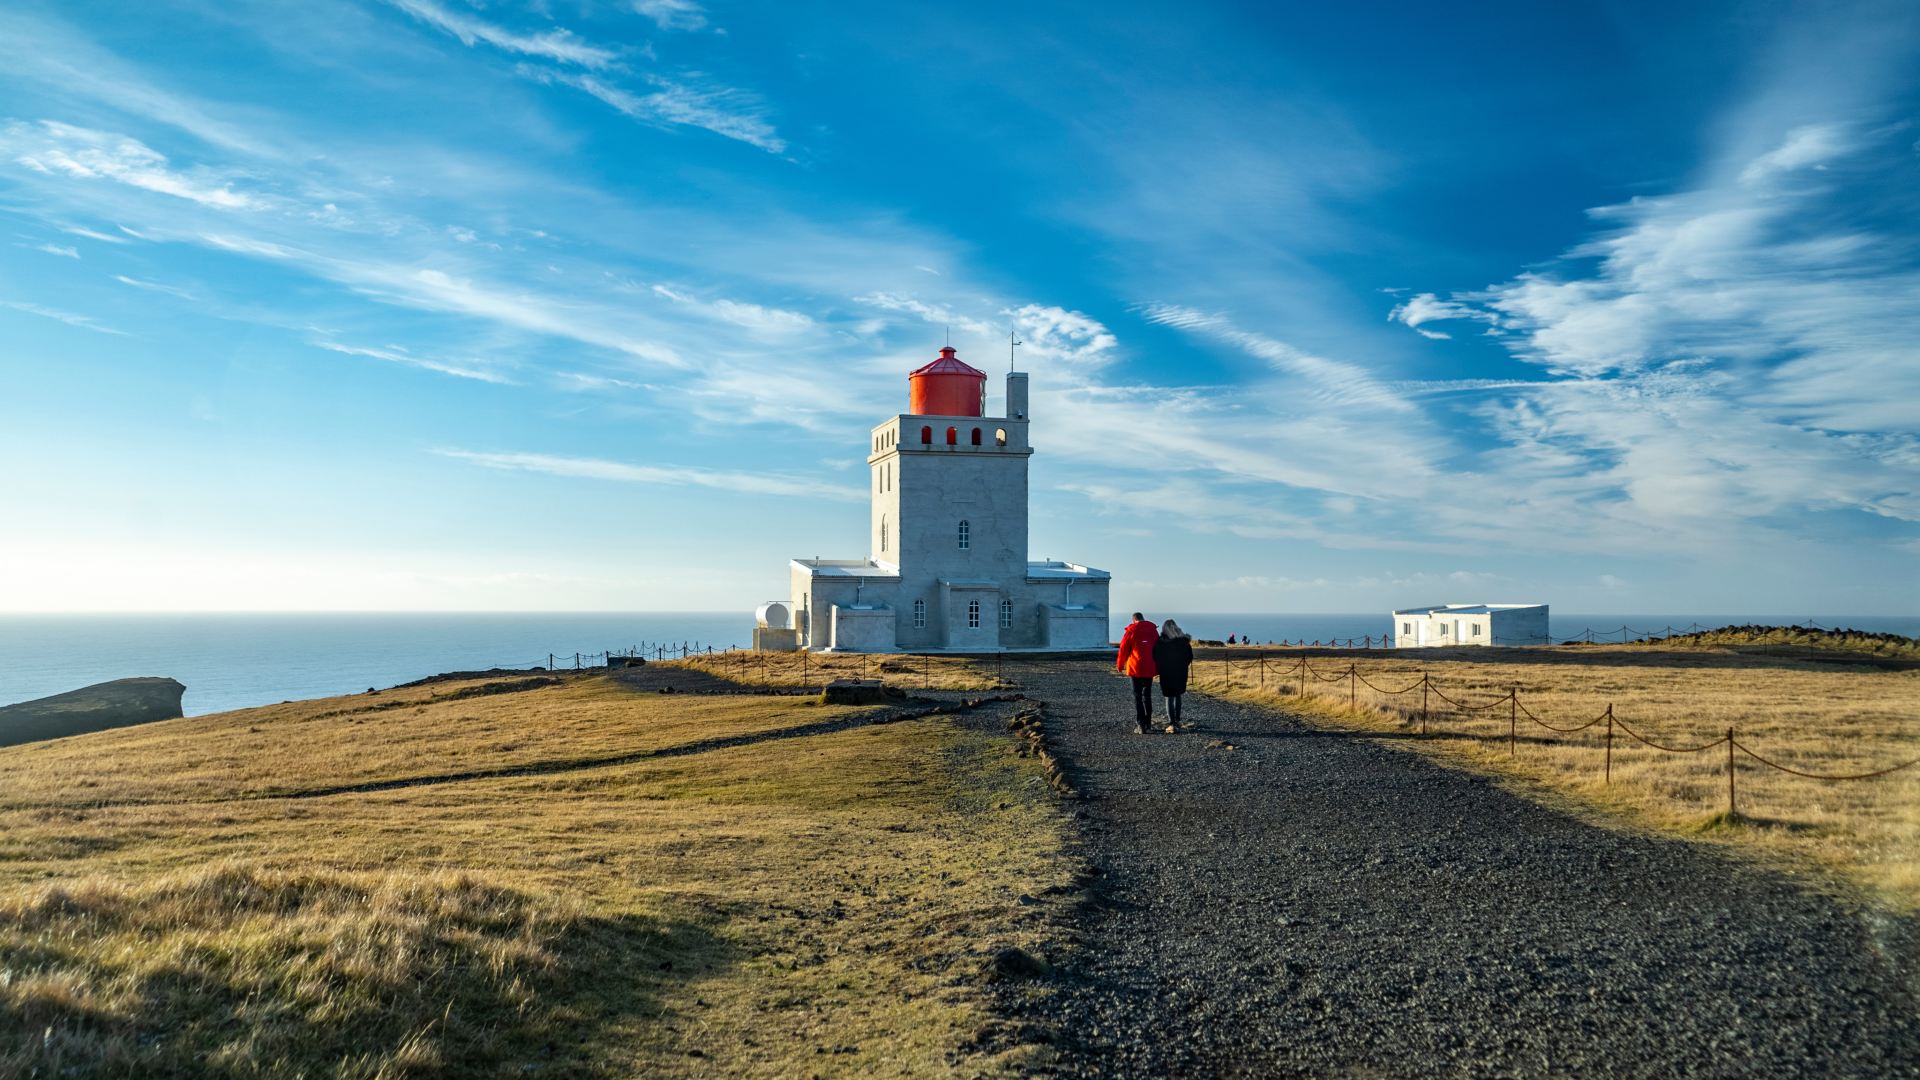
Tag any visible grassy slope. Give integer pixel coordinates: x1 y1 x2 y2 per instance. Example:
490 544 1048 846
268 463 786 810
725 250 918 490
0 670 1074 1077
1194 645 1920 909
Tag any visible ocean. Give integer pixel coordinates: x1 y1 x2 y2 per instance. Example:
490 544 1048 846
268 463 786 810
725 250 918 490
2 612 1914 717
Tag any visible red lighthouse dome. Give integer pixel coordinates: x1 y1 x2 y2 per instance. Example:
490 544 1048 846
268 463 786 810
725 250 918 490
908 346 987 416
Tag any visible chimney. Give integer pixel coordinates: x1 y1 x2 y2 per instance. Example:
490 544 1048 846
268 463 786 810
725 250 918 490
1006 371 1029 421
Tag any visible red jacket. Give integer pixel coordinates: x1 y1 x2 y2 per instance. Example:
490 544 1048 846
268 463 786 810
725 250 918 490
1116 620 1160 677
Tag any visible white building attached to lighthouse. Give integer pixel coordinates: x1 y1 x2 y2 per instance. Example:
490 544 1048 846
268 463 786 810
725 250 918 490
780 346 1110 652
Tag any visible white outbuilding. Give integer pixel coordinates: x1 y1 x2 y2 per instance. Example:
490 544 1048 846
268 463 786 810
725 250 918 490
771 345 1111 652
1392 604 1549 648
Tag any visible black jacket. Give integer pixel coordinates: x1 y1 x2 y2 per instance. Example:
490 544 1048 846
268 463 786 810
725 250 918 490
1152 636 1195 695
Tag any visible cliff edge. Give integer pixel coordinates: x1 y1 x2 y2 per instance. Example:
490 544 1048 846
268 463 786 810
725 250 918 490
0 677 187 748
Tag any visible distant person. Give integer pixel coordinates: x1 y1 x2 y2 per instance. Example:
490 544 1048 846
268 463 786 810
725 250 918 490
1116 612 1160 734
1152 619 1195 733
1226 633 1236 645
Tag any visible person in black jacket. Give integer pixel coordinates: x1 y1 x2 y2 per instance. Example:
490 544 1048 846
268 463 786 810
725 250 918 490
1151 618 1195 732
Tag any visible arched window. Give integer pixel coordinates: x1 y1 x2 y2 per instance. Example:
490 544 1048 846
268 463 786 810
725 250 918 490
946 426 958 445
880 514 888 552
995 428 1007 446
970 428 982 446
913 598 926 628
967 599 981 629
957 519 970 550
921 425 932 444
999 598 1013 628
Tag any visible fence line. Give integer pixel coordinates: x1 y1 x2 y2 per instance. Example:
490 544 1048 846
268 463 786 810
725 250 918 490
1210 653 1920 819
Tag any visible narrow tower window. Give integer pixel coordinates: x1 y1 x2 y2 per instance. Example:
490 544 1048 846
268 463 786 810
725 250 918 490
913 599 926 628
921 425 932 444
999 598 1013 628
880 515 888 552
967 599 981 629
957 519 970 550
970 427 982 446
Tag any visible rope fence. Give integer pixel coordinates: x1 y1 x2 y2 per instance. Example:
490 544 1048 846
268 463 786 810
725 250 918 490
1211 653 1920 820
1217 620 1884 649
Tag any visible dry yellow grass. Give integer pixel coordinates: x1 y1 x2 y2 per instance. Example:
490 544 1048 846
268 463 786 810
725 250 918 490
1194 645 1920 908
0 669 1074 1077
673 650 1007 691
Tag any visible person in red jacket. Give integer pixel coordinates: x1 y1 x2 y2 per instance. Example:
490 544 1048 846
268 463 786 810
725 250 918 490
1116 612 1160 733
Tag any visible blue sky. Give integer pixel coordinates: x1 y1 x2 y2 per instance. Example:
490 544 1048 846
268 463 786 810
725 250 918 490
1 0 1916 614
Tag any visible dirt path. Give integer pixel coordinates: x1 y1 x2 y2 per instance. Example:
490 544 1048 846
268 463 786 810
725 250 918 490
1005 659 1919 1077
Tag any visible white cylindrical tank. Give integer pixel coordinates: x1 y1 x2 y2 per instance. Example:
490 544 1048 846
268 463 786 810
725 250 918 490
756 601 791 629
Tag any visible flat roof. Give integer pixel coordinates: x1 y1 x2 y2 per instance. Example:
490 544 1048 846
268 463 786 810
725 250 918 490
1393 603 1546 615
791 559 900 578
1025 560 1111 580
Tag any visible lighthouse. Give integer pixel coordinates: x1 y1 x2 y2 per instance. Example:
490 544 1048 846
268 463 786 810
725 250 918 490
772 346 1111 652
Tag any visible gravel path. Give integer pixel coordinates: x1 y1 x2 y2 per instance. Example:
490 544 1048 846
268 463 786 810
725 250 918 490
1003 659 1920 1078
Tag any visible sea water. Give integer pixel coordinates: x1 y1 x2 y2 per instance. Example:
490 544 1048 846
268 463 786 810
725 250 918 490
1 612 1913 717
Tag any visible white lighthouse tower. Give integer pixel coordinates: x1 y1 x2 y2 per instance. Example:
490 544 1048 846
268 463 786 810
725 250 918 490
777 345 1110 652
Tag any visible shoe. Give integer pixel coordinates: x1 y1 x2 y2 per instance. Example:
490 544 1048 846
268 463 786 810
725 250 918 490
1164 725 1178 734
1135 722 1151 734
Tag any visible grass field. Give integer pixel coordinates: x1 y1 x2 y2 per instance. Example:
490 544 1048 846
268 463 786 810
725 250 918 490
674 650 1007 692
1192 644 1920 909
0 666 1073 1077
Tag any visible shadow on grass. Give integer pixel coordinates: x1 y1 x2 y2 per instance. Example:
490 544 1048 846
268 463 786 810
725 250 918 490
1 865 735 1078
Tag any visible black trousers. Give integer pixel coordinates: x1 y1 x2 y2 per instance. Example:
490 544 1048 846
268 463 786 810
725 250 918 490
1131 677 1154 725
1164 691 1183 724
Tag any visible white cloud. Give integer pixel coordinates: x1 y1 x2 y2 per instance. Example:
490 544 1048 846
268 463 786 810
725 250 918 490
531 69 786 153
4 120 260 209
385 0 616 68
59 225 129 244
2 299 126 335
1386 292 1494 339
313 340 513 384
32 242 78 258
113 275 196 300
651 283 814 333
1739 123 1851 184
1009 304 1116 369
436 448 865 502
853 293 997 337
1141 303 1413 413
633 0 709 32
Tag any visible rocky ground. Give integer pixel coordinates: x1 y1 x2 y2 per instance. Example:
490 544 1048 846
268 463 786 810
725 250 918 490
990 658 1920 1078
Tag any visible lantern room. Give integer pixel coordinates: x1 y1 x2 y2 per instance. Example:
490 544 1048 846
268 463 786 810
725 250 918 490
907 346 987 416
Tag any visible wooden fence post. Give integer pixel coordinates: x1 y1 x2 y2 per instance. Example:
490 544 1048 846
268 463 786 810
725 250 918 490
1604 705 1613 783
1727 727 1737 819
1348 665 1356 710
1421 673 1429 735
1509 688 1517 756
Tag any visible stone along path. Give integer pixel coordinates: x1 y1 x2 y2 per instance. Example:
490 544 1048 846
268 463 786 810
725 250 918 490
1002 660 1920 1078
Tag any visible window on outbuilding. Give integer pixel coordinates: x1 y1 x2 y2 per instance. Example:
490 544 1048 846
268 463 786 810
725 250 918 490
971 428 982 446
921 425 932 444
1402 622 1412 635
946 426 958 445
999 598 1013 628
995 428 1007 446
913 599 926 628
957 520 970 550
1472 623 1482 637
967 599 981 629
